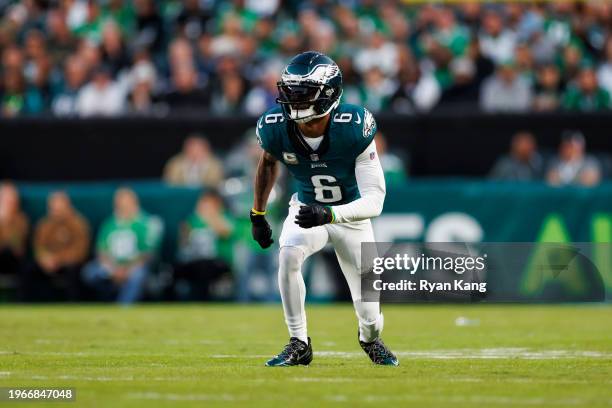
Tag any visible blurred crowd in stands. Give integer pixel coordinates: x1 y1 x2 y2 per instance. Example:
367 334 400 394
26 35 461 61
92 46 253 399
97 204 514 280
490 129 607 185
0 180 251 303
3 1 612 117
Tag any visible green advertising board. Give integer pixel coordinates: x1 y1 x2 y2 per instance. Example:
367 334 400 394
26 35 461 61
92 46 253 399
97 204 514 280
375 180 612 301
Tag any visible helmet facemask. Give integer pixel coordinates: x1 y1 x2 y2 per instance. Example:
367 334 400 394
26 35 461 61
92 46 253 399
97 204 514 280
276 81 341 123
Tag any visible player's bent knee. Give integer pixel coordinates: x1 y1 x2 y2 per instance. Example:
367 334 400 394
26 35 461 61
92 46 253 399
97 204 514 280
278 246 305 275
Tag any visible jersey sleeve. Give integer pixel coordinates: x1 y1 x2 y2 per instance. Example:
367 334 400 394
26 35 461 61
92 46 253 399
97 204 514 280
331 139 386 223
255 111 283 160
352 107 377 157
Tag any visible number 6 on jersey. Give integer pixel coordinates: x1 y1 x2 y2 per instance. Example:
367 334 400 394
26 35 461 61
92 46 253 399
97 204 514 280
311 175 342 203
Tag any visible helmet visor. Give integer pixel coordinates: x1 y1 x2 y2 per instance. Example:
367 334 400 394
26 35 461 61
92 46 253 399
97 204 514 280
277 83 322 110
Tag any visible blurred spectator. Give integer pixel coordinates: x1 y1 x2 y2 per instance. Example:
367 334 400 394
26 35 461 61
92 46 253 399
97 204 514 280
173 191 235 300
210 73 247 115
75 65 126 116
174 0 213 42
244 63 281 116
163 135 224 188
2 45 25 73
82 188 155 303
75 38 102 72
71 1 104 42
0 182 29 278
52 55 88 116
166 37 196 77
354 31 399 78
126 53 158 114
559 44 584 86
597 37 612 96
562 66 611 111
547 131 601 187
157 64 209 114
533 64 563 112
489 131 543 181
439 38 495 109
480 61 532 112
46 8 78 65
209 12 244 58
390 54 440 114
22 192 90 301
100 20 130 77
23 29 53 106
428 7 470 58
479 10 517 65
1 68 44 117
133 0 164 53
105 0 136 34
344 68 394 113
514 42 534 82
375 132 407 185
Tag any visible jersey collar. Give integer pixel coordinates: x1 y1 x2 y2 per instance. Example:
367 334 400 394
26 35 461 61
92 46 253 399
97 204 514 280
286 116 332 160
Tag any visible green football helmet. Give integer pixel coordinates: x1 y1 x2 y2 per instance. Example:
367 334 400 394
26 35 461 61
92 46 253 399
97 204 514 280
276 51 343 123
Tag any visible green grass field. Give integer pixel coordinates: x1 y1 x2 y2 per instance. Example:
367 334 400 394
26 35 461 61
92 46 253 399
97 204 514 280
0 304 611 407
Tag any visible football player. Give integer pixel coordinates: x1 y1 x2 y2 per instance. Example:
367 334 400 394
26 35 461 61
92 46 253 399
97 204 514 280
251 51 398 366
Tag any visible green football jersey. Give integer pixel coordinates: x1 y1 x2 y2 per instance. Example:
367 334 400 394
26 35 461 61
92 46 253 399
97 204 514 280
96 213 151 265
256 103 377 206
179 213 235 264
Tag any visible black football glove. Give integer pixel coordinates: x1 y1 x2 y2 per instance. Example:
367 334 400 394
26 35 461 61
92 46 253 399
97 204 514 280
295 205 334 229
250 210 274 249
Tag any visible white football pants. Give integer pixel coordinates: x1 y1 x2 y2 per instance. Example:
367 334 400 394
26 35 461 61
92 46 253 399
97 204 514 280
277 194 383 344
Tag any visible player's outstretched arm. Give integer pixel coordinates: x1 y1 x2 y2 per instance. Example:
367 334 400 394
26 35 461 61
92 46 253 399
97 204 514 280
251 151 279 249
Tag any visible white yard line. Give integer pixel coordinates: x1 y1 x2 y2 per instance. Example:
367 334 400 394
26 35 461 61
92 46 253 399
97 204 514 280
209 348 612 360
19 374 611 386
3 347 610 360
317 348 612 360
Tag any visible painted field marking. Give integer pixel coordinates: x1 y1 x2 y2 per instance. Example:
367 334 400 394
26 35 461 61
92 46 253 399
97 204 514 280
3 347 611 360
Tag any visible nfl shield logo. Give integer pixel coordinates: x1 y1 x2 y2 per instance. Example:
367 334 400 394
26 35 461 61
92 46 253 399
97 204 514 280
370 152 376 160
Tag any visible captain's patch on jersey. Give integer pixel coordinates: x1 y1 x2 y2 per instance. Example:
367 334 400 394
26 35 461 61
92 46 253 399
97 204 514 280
283 152 299 164
363 109 376 138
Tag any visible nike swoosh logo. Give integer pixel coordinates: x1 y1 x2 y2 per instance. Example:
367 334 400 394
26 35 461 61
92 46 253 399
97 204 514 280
355 113 361 124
